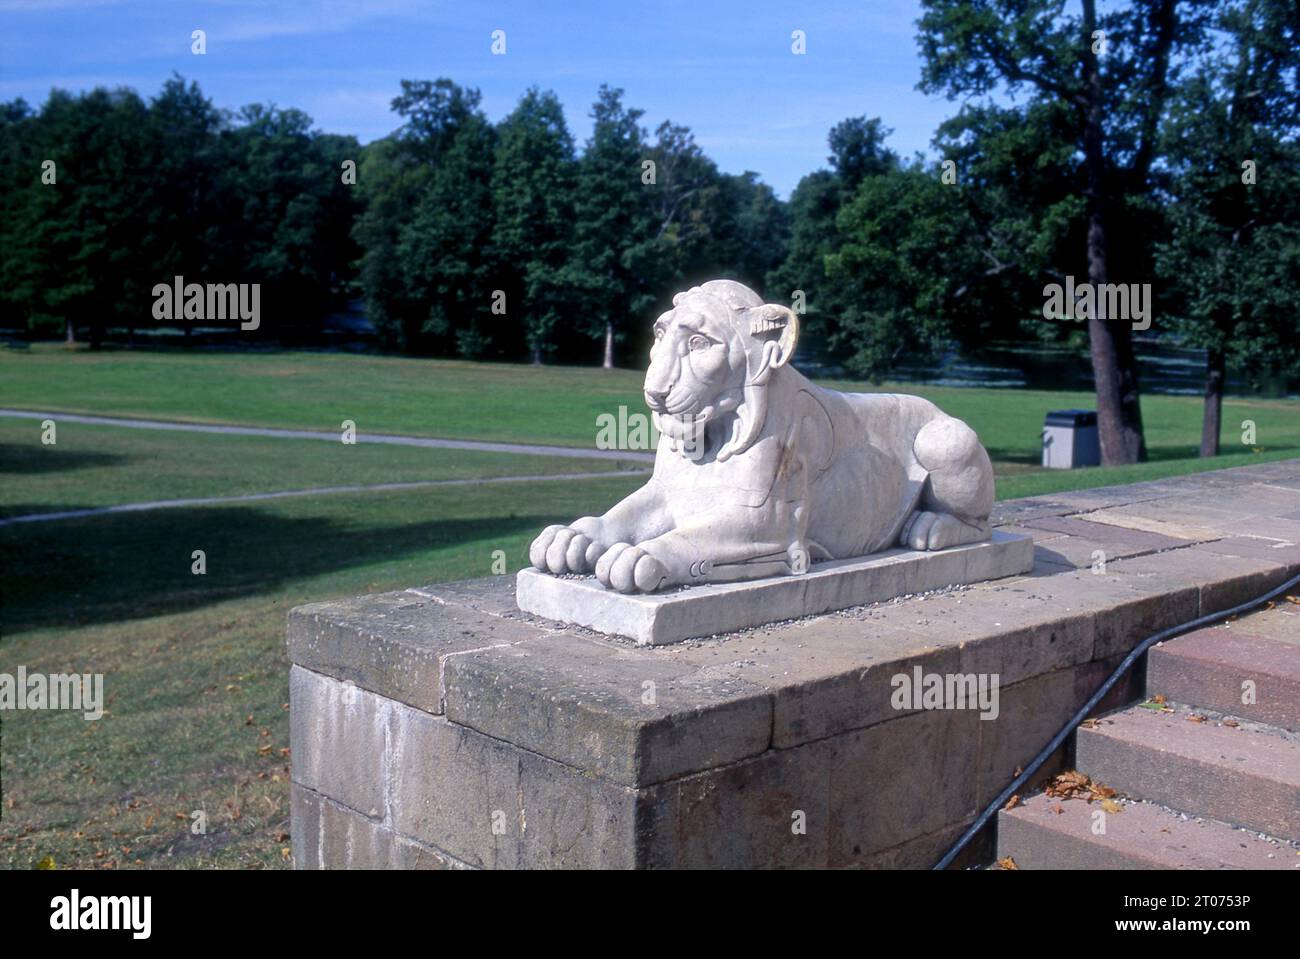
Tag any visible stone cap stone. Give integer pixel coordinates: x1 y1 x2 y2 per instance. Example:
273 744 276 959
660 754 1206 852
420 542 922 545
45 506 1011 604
288 459 1300 788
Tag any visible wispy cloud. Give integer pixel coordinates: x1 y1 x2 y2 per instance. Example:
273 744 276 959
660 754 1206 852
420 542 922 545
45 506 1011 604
0 0 130 11
187 0 443 44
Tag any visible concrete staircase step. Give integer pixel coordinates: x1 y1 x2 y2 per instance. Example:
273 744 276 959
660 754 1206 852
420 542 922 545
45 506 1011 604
1076 704 1300 839
1148 621 1300 732
997 792 1298 869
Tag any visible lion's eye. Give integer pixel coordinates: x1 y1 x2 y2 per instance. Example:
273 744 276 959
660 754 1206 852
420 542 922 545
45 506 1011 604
687 334 709 351
653 325 665 341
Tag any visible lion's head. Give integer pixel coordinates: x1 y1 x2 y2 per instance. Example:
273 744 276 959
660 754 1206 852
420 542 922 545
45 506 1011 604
644 280 799 462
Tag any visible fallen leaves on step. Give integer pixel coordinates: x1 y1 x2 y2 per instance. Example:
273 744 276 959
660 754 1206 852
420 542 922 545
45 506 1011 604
996 856 1018 870
1003 794 1020 811
1043 769 1118 804
1043 770 1088 798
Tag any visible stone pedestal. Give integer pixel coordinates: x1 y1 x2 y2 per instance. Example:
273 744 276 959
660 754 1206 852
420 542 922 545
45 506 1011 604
516 531 1033 645
287 462 1300 869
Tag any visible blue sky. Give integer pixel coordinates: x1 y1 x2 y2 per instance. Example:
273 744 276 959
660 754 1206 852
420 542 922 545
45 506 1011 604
0 0 967 197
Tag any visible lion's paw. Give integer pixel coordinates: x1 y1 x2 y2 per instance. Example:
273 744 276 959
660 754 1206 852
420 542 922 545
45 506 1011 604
530 525 604 574
594 543 668 593
900 512 990 551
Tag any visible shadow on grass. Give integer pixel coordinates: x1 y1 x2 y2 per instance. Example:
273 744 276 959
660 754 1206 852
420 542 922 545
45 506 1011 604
983 446 1044 466
0 503 99 521
0 505 548 634
983 444 1203 467
0 442 127 474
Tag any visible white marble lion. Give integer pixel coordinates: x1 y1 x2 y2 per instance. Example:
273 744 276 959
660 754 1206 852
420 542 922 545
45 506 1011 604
530 280 995 593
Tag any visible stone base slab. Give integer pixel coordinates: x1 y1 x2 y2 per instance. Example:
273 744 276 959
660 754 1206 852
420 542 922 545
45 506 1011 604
515 530 1035 645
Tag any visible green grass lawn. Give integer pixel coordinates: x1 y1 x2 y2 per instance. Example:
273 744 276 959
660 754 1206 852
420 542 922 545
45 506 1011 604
0 418 640 519
0 475 642 869
1 342 1297 869
3 343 1298 500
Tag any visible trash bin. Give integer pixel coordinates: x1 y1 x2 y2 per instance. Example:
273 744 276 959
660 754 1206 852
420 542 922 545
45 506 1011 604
1042 409 1100 469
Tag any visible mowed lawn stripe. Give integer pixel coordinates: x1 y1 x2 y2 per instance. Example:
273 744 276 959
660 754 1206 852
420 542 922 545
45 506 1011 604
3 345 1298 501
0 409 653 462
0 418 645 518
0 470 647 527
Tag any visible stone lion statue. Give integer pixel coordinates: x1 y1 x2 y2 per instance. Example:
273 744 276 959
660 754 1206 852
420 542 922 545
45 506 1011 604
529 280 995 593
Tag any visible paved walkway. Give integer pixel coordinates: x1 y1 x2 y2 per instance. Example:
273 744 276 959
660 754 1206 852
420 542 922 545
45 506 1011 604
0 409 654 463
0 471 645 528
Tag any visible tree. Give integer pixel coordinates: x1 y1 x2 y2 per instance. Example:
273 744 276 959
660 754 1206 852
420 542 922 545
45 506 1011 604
490 88 579 363
226 104 361 342
12 87 158 347
933 100 1088 346
1 76 361 347
828 116 898 189
353 79 497 355
767 170 845 348
406 105 497 356
916 0 1210 464
0 99 41 335
146 76 231 341
568 105 794 365
571 86 661 368
707 171 789 295
768 117 898 353
1156 0 1300 455
828 164 987 379
638 120 717 293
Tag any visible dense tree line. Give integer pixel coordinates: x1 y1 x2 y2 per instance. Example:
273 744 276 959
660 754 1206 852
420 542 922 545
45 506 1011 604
0 0 1296 459
0 76 359 346
351 79 787 364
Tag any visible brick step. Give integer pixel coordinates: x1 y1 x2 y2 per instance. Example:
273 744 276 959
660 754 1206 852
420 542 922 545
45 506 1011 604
1076 704 1300 839
1148 621 1300 732
997 791 1298 869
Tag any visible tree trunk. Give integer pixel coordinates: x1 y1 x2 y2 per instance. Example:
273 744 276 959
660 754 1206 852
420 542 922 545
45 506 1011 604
1200 348 1225 458
531 341 542 366
64 317 75 344
1081 0 1145 465
602 321 615 369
